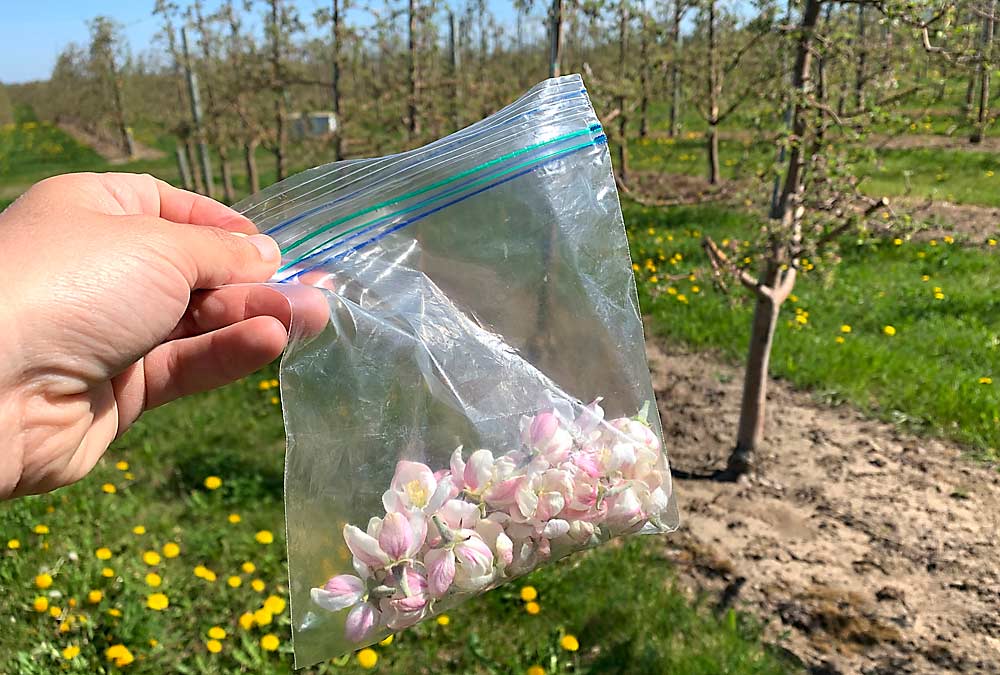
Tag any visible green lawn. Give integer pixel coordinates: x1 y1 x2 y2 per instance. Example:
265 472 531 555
628 202 1000 459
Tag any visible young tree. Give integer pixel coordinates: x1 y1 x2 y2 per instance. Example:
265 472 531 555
88 17 135 158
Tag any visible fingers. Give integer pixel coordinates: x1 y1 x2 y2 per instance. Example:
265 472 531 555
168 284 331 342
154 219 282 290
95 172 258 233
142 316 289 410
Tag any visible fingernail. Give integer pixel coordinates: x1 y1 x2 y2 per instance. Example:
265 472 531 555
247 234 280 263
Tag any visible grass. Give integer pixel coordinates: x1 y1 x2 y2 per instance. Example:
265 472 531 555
626 202 1000 458
0 368 795 674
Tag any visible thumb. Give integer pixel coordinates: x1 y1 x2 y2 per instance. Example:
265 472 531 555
153 219 282 290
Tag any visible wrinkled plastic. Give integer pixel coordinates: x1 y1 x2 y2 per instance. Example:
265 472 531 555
234 74 678 667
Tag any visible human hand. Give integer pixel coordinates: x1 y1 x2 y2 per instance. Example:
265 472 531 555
0 172 327 499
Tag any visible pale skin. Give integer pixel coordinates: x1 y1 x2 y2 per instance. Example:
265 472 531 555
0 172 328 500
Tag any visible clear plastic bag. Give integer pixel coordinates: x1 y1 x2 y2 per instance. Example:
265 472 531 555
235 74 679 667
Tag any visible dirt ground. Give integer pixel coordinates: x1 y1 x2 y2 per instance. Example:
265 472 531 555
58 121 164 163
648 339 1000 674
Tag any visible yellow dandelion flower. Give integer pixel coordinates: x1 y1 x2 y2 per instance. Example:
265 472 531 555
789 294 798 303
87 590 103 604
691 285 700 293
33 596 49 612
34 524 49 535
632 263 640 272
356 648 377 668
147 593 169 611
989 238 997 246
68 598 77 608
228 576 242 588
667 287 677 295
208 626 227 640
239 612 255 630
145 573 162 588
527 666 546 675
520 586 538 602
944 235 954 244
35 573 53 589
96 547 112 560
7 539 20 550
105 644 134 667
917 251 926 258
251 579 266 593
49 606 62 618
264 595 286 614
162 542 180 558
115 461 129 471
142 551 161 566
560 634 580 652
835 336 845 344
132 525 146 535
253 608 273 626
255 530 274 545
124 472 134 480
242 561 256 574
260 634 280 652
930 239 937 246
883 325 896 336
228 513 242 524
204 476 222 490
795 314 808 325
921 275 930 282
934 291 945 300
61 645 80 660
149 639 158 648
379 635 394 646
676 294 688 304
437 614 451 626
108 608 122 617
980 377 993 385
206 639 223 654
101 483 116 494
893 238 902 246
525 601 541 615
258 380 271 391
269 379 278 388
840 324 851 333
102 567 115 578
270 396 280 405
648 275 658 284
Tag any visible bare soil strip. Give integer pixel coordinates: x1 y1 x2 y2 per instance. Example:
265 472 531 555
649 339 1000 674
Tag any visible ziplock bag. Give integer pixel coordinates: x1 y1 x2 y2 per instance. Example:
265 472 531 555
235 74 679 667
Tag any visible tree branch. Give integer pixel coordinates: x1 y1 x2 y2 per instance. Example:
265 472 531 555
703 235 769 297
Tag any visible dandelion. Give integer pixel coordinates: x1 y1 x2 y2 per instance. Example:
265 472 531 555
269 379 278 388
667 287 677 295
437 614 451 626
632 263 640 272
525 601 541 615
35 573 53 589
102 483 117 494
33 596 49 612
883 325 896 336
356 648 377 668
145 573 162 588
676 294 688 304
692 285 700 293
142 551 162 566
980 377 993 385
147 593 169 611
917 251 926 258
87 590 103 604
264 595 286 614
206 639 223 654
251 579 266 593
204 476 222 490
270 396 280 405
115 460 129 471
162 542 180 558
560 634 580 652
240 561 256 574
255 530 274 545
105 645 134 667
989 238 997 246
253 608 273 626
649 275 658 284
102 567 115 578
7 539 19 549
944 235 954 244
132 526 146 535
840 325 851 333
34 524 49 535
379 635 394 646
789 294 798 303
49 606 62 618
228 513 241 524
260 634 280 652
96 547 112 560
527 666 546 675
149 639 158 648
258 380 271 391
930 239 937 247
520 586 538 602
934 292 945 300
108 608 122 617
795 314 808 325
921 275 930 282
208 626 227 640
239 612 255 630
835 336 845 344
228 576 242 588
61 645 80 660
892 238 903 246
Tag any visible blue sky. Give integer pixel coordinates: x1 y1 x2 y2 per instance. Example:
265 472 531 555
1 0 527 84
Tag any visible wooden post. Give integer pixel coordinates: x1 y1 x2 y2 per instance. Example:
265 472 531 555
181 26 215 197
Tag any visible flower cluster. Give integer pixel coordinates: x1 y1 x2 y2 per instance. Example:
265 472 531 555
311 397 672 643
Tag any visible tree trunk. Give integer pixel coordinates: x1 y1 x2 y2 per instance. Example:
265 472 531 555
617 0 629 182
668 0 682 137
270 0 287 182
186 138 205 194
449 11 461 131
706 0 720 185
175 142 194 191
972 0 997 144
727 0 821 476
109 70 134 159
854 5 866 109
218 147 236 203
407 0 420 139
331 0 343 160
245 138 260 194
549 0 563 78
639 8 650 139
182 27 214 197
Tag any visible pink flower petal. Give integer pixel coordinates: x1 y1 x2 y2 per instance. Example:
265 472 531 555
378 512 414 561
344 524 390 568
425 548 456 597
344 602 379 642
